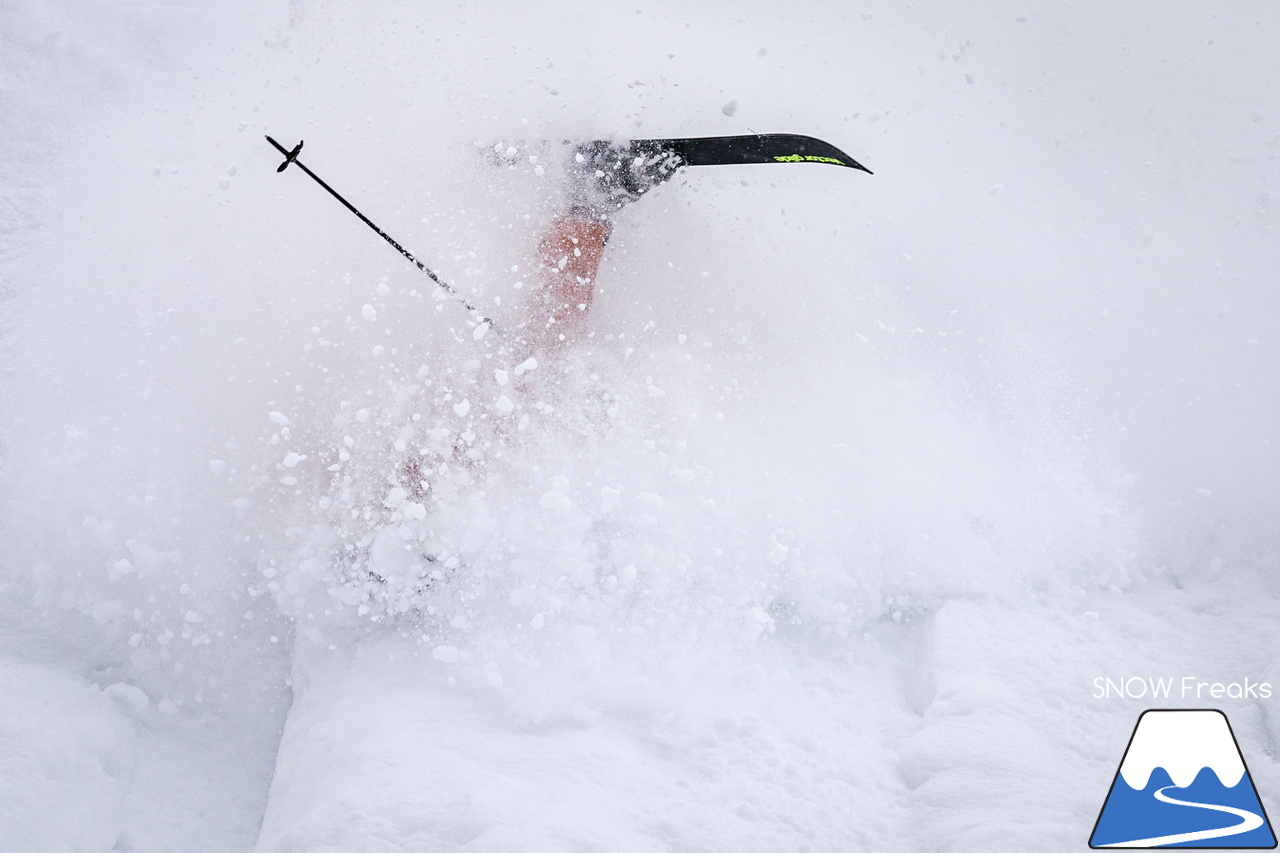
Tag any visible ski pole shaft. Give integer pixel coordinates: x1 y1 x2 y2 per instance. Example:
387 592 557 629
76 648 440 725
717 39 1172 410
265 135 497 331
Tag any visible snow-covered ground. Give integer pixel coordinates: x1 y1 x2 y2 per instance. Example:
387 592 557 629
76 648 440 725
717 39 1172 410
2 1 1278 850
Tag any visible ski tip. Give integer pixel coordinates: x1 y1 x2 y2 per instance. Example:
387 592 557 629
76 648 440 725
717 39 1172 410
762 136 872 174
777 152 871 173
780 150 872 174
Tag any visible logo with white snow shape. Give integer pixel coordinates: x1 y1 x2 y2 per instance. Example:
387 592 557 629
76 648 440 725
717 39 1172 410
1091 709 1276 848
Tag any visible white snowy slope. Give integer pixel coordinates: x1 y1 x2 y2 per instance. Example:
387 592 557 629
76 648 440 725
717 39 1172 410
2 1 1279 852
0 2 294 850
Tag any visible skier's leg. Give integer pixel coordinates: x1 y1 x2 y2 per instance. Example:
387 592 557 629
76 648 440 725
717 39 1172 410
530 213 612 347
524 141 682 349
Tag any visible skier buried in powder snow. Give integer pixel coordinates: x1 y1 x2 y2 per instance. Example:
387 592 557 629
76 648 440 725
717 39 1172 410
397 142 681 501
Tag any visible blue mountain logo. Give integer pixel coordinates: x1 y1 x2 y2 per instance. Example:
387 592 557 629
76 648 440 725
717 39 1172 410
1091 709 1277 848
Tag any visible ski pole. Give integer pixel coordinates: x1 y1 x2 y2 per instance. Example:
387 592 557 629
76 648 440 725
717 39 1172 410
265 136 498 332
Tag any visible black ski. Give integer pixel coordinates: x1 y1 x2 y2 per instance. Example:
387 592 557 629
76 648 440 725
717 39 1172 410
628 133 871 174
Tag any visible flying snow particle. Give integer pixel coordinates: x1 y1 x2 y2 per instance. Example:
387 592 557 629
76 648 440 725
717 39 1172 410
282 452 304 468
362 304 377 321
269 411 290 426
432 645 459 663
746 606 776 636
514 357 538 376
539 492 572 511
495 395 515 413
208 459 227 475
92 600 125 623
637 492 665 510
104 683 150 718
453 400 471 416
601 486 621 514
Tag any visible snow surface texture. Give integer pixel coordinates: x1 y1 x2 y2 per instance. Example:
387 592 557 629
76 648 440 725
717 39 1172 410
1 0 1278 851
